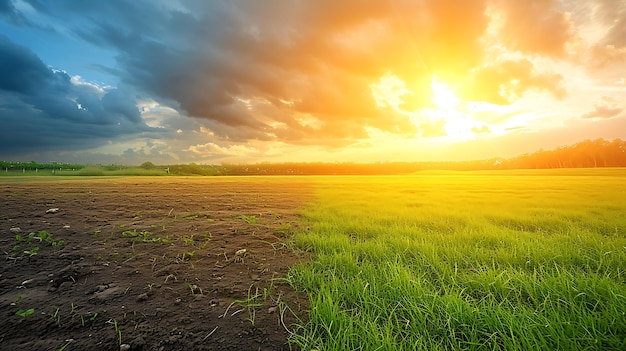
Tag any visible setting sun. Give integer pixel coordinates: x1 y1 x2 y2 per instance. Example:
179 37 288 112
431 78 460 110
1 0 625 165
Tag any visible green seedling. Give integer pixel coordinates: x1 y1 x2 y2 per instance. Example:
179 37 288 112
36 230 52 242
15 308 34 317
188 284 203 295
235 215 258 224
275 223 293 237
182 236 195 245
51 307 61 326
122 229 170 243
57 341 71 351
11 245 21 257
13 231 64 257
23 247 39 256
232 285 269 326
12 295 24 305
113 319 122 346
177 250 196 262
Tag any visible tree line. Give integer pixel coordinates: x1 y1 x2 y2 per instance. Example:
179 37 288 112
2 138 625 176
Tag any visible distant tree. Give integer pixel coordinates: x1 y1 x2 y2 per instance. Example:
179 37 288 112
140 161 156 169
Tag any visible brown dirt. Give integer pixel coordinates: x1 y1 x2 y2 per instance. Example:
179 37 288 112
0 177 313 351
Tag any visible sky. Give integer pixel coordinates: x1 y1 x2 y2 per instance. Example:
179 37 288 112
0 0 625 165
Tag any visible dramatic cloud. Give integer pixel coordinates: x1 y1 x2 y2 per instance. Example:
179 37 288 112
0 35 159 155
581 97 623 119
494 0 575 57
460 59 566 104
1 0 625 164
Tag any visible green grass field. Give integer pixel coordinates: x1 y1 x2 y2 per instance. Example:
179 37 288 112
288 169 626 350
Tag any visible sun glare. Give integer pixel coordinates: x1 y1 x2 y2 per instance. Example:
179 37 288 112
431 78 460 109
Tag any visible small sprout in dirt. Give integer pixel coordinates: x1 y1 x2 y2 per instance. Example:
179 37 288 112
89 312 98 321
69 303 76 314
183 214 200 220
122 229 169 244
11 231 64 257
235 215 258 224
233 285 268 326
119 224 127 228
275 223 293 237
234 248 247 263
51 307 61 326
177 251 195 262
23 247 39 256
12 295 24 305
15 308 35 317
57 339 74 351
206 218 215 223
146 283 154 292
201 231 212 239
57 341 72 351
188 284 203 295
11 245 21 257
92 230 101 237
164 274 177 283
36 230 52 242
112 319 123 346
182 236 195 245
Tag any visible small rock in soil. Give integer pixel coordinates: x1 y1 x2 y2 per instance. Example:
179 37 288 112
119 344 131 351
10 227 21 233
46 208 59 214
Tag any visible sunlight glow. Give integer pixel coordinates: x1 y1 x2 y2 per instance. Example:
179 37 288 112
431 78 460 109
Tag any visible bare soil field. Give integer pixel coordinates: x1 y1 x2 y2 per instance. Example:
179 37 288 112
0 177 312 351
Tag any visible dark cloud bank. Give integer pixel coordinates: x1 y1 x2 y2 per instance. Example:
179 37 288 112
0 35 159 157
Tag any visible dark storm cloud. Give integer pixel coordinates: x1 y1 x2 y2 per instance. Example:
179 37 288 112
17 0 495 144
1 0 605 161
0 36 159 156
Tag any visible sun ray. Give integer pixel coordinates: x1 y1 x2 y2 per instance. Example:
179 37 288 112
431 78 460 109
